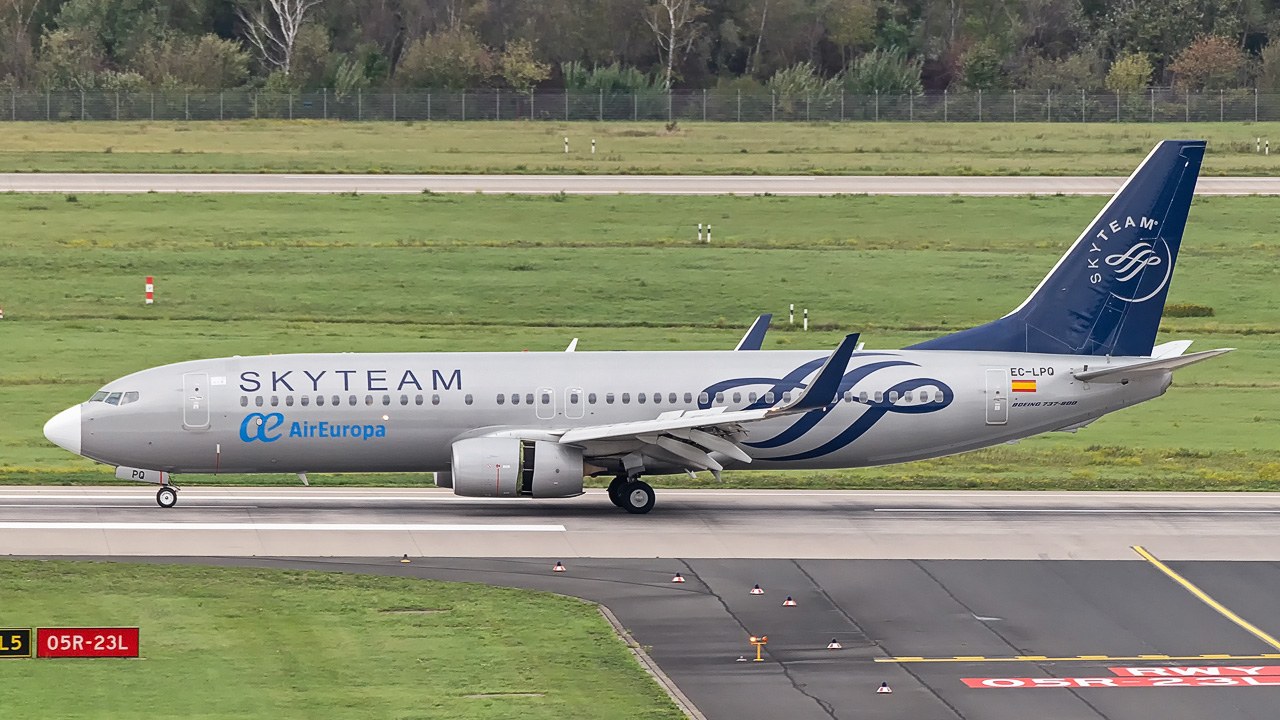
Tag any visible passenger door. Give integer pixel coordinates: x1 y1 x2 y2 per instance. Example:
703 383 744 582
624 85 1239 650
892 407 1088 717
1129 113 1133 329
565 387 584 419
535 387 555 419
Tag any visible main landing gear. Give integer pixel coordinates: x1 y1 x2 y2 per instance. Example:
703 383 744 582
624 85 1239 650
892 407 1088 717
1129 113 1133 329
156 485 179 508
608 476 655 515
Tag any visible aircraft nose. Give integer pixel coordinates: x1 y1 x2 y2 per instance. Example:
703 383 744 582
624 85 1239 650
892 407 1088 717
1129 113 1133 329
43 405 82 455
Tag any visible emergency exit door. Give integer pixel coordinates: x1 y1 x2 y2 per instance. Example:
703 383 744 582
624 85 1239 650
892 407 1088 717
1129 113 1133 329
183 372 210 429
985 369 1009 425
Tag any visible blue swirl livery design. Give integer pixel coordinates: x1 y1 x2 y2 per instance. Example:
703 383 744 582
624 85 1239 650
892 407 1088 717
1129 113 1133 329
239 414 387 443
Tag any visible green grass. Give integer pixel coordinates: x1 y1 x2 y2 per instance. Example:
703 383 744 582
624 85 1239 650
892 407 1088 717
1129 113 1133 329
0 559 681 719
6 120 1280 175
2 192 1278 490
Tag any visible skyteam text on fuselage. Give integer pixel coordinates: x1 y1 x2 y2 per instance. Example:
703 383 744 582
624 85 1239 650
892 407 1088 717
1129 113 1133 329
43 141 1230 513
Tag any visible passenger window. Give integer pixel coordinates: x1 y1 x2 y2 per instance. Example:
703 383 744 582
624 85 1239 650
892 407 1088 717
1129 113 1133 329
349 395 357 406
511 393 521 405
285 396 294 407
465 394 473 405
638 393 647 404
749 392 758 403
332 395 340 406
652 393 661 404
121 391 139 405
400 394 408 405
365 395 373 406
570 392 580 404
765 392 775 403
271 396 279 407
889 391 899 403
860 391 868 403
844 391 854 402
415 395 424 405
91 391 109 402
622 393 631 404
540 392 551 405
254 396 263 407
106 392 122 405
240 396 248 407
588 393 597 404
382 395 390 406
525 393 534 405
668 393 677 404
715 392 724 404
317 395 325 406
698 392 709 405
782 392 791 403
496 394 505 405
606 393 615 404
684 392 692 403
935 391 944 403
301 395 310 406
732 392 741 403
432 394 440 405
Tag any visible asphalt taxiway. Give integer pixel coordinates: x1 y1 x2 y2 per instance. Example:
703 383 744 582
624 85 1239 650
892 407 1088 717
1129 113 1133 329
14 487 1280 719
5 173 1280 195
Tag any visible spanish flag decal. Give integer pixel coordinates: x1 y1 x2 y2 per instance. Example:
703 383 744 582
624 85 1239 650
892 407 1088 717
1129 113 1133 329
1011 380 1037 393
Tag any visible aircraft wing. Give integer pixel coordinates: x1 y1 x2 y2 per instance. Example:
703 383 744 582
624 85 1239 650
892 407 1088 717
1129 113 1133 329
555 334 860 471
1073 348 1233 384
734 314 772 351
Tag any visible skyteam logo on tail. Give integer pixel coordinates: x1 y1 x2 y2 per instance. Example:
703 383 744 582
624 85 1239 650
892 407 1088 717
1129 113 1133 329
1089 215 1172 303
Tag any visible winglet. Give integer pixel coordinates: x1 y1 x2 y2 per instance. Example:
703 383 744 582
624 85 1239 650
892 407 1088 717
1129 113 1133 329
771 333 859 414
565 338 578 352
735 314 773 351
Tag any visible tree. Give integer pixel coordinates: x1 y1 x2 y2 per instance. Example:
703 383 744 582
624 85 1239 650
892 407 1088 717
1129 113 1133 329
395 28 492 88
1021 52 1102 91
1168 35 1243 90
827 0 875 65
499 39 548 93
236 0 322 76
1105 52 1153 92
1257 42 1280 92
135 34 251 89
0 0 41 85
842 49 923 95
34 28 102 89
958 41 1005 90
644 0 707 89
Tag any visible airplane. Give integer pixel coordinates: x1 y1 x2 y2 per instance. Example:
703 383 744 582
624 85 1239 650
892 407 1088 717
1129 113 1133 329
43 140 1229 514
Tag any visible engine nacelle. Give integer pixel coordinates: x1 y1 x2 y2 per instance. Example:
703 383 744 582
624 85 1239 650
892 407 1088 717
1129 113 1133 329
450 437 584 498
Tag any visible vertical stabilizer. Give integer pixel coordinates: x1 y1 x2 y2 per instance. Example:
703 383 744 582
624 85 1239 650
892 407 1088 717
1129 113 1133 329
910 140 1205 357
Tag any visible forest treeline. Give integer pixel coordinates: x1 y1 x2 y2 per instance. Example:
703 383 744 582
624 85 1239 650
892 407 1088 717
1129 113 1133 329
2 0 1279 95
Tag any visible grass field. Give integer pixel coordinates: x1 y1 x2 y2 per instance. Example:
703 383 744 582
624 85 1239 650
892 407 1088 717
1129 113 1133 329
6 121 1280 175
2 192 1277 490
0 559 680 719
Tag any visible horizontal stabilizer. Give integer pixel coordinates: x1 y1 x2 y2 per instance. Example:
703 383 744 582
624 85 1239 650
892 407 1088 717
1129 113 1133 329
1073 348 1232 383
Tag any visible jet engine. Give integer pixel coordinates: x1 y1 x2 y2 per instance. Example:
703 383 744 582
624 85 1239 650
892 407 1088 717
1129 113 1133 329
450 437 585 498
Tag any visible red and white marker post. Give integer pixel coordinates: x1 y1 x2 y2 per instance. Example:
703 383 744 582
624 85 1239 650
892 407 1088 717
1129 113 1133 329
145 277 154 305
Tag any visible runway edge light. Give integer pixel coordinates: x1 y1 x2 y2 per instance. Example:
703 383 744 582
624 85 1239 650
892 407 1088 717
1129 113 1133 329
783 596 797 607
827 639 842 650
750 584 764 595
671 573 685 583
400 554 410 563
877 682 892 694
553 561 566 573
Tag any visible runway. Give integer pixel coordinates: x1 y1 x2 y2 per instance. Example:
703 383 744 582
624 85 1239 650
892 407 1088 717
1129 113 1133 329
16 487 1280 719
5 172 1280 195
7 487 1280 559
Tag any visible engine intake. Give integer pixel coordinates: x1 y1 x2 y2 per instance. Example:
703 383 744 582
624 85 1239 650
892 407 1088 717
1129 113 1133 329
450 437 584 498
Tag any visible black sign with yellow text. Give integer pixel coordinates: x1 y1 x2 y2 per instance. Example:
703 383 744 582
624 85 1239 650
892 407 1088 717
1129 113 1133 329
0 629 32 658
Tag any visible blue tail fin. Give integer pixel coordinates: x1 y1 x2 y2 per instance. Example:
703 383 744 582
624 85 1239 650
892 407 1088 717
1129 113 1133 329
909 140 1205 357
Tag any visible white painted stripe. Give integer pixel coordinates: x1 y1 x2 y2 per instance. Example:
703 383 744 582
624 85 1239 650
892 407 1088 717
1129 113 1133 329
873 508 1280 514
0 522 565 531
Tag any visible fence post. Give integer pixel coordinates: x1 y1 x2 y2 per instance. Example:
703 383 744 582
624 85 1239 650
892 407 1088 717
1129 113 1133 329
530 89 534 120
1081 89 1085 122
393 92 396 121
1013 89 1017 122
771 90 775 122
10 90 13 121
80 90 85 121
46 90 49 121
668 90 672 123
977 89 980 122
702 88 706 122
944 89 947 122
875 89 879 121
1046 89 1050 122
599 89 602 121
564 90 568 121
220 91 224 121
1220 89 1224 122
805 95 809 121
462 91 467 121
323 87 327 119
185 92 189 121
288 93 292 120
427 92 431 120
115 91 119 121
737 89 741 121
496 88 500 120
840 89 844 122
253 93 257 120
1256 87 1259 122
358 89 362 121
1150 87 1154 122
909 91 913 121
633 92 637 121
1116 92 1119 122
1185 90 1189 122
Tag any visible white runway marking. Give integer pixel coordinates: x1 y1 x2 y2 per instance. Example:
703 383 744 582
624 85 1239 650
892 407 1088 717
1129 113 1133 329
0 522 566 531
873 508 1280 514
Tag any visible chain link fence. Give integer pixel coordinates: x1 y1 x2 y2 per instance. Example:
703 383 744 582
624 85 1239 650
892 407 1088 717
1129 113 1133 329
4 88 1277 122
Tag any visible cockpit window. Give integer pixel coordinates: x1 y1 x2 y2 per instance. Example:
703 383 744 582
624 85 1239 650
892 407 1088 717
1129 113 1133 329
90 391 109 402
120 391 140 405
105 392 122 405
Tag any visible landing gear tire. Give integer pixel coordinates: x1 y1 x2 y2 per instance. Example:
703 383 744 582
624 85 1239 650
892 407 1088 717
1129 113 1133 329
620 480 655 515
607 477 627 508
156 486 178 508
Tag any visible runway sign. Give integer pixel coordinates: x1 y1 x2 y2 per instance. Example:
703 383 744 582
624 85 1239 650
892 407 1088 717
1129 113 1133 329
37 628 138 658
964 675 1280 688
0 629 32 658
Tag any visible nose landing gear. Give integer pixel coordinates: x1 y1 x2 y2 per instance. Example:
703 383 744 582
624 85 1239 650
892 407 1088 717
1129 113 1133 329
156 485 179 508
